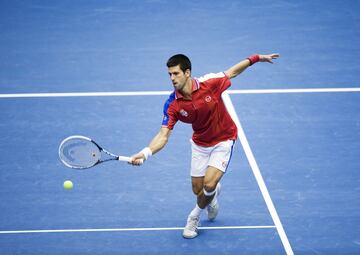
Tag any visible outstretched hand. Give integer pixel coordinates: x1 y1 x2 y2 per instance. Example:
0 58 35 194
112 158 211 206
259 53 280 63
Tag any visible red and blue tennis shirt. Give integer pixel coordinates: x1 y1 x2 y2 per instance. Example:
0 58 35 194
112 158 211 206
162 72 237 147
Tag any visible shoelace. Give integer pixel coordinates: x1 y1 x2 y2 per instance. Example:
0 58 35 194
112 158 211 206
187 217 199 231
208 204 215 213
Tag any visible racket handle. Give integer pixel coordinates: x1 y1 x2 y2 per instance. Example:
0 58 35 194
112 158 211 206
118 156 144 164
118 156 132 162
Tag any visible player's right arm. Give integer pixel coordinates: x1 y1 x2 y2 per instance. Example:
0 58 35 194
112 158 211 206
130 127 172 165
148 127 172 154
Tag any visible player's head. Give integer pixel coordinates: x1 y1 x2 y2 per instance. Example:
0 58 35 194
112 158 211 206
166 54 192 73
167 54 192 91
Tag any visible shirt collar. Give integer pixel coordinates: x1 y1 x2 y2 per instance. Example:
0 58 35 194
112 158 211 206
175 79 200 99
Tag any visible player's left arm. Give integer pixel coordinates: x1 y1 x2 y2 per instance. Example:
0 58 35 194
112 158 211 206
224 53 280 79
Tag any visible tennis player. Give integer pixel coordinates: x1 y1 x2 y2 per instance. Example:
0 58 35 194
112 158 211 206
130 53 279 238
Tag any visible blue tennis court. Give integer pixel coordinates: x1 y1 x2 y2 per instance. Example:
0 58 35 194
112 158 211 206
1 1 359 254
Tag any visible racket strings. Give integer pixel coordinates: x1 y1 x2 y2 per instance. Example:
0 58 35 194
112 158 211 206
59 137 101 169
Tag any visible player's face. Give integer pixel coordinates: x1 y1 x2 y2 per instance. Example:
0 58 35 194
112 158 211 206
168 65 191 91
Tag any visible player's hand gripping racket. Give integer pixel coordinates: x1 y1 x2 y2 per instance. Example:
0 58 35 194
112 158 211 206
58 135 138 169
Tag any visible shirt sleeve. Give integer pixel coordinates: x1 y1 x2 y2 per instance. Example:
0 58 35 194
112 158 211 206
198 72 231 94
161 92 178 130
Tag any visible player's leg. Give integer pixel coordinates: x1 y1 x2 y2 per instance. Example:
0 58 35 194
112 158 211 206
182 177 203 239
204 140 235 220
183 140 234 238
197 166 223 209
183 142 209 239
203 167 223 220
183 167 223 238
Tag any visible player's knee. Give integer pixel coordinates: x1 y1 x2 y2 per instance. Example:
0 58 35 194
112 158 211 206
203 181 217 193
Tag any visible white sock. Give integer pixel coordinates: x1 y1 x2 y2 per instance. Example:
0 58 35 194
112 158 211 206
204 187 217 206
203 188 216 197
189 204 202 218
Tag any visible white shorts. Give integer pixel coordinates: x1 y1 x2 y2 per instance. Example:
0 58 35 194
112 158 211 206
190 139 235 177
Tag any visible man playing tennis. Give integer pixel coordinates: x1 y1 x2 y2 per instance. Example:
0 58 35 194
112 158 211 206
130 53 279 238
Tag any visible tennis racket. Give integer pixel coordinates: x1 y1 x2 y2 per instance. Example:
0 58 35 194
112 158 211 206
58 135 135 169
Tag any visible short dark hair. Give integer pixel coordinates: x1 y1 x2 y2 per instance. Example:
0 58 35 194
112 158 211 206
166 54 191 73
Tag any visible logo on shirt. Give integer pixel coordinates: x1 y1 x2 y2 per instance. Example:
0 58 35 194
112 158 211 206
180 109 188 117
205 95 212 103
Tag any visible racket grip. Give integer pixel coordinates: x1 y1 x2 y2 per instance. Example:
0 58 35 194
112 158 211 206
118 156 132 162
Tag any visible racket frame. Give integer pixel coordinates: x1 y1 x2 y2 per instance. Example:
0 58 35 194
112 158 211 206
58 135 132 169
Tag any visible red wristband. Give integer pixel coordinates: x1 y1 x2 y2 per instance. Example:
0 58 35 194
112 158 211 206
247 54 260 66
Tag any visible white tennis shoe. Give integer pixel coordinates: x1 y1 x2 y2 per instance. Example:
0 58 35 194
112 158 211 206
207 182 221 221
183 216 200 239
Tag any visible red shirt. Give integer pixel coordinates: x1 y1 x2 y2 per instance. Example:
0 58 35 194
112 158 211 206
162 72 237 147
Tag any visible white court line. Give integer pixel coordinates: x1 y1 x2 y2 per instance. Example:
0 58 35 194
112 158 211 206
0 91 172 98
228 87 360 94
0 87 359 98
222 91 294 255
0 225 275 235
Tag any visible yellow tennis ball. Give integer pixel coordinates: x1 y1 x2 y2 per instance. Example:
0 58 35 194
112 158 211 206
63 180 73 190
